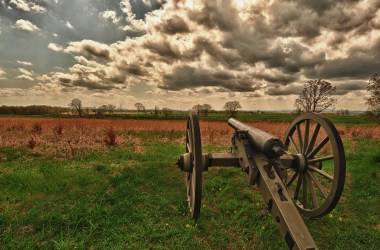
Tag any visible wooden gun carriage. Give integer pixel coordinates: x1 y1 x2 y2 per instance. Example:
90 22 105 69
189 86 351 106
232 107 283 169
177 113 346 249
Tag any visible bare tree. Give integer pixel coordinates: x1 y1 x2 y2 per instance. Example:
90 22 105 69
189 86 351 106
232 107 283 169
154 106 160 118
202 103 212 117
295 79 337 113
162 107 172 118
96 105 107 116
192 104 203 114
68 98 83 117
366 73 380 119
119 99 125 111
107 104 116 114
223 101 242 117
134 102 145 114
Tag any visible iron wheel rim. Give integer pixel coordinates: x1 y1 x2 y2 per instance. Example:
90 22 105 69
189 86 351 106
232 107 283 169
185 113 202 220
283 113 346 218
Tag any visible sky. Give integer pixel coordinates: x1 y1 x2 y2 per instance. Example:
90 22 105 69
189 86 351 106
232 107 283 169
0 0 379 111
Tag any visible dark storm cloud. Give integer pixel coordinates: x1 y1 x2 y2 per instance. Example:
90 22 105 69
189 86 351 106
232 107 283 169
191 38 242 68
82 44 110 60
188 0 239 31
255 71 299 85
125 64 148 76
144 39 181 59
64 40 112 60
160 65 258 92
265 84 303 96
156 15 190 34
334 80 368 95
71 79 115 90
307 56 380 79
117 62 149 76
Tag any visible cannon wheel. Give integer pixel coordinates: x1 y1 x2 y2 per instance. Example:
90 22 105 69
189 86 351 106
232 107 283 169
283 113 345 218
185 113 202 220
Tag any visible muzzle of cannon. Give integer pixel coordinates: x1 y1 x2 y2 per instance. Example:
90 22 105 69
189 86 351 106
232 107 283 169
176 112 346 250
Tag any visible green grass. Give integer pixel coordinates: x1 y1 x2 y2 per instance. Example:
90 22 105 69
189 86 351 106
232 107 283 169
0 134 379 249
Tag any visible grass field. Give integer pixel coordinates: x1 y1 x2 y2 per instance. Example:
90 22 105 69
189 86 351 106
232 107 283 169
7 110 376 126
0 117 379 249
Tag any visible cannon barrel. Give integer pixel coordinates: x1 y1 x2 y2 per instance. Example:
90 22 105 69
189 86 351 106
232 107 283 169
228 118 285 158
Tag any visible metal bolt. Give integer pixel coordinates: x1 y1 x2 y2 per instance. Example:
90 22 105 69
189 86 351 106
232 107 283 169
267 199 273 210
245 166 249 173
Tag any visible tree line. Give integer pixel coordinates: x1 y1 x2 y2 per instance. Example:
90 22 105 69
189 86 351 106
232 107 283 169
0 105 68 115
1 74 378 120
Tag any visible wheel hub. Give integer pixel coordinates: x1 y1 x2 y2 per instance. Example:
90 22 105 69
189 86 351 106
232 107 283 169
177 153 193 172
295 154 308 173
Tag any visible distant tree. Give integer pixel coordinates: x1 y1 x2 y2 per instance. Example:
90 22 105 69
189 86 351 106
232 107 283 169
134 102 145 114
84 108 90 116
366 73 380 119
223 101 242 117
119 99 125 111
192 104 203 114
295 79 337 113
162 107 172 118
97 105 107 116
107 104 116 114
68 98 83 117
201 104 212 117
154 106 160 118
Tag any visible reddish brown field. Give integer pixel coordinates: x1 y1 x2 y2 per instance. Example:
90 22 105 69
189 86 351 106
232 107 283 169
0 117 379 159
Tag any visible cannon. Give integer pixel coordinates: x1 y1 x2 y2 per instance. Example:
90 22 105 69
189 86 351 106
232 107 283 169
177 113 345 250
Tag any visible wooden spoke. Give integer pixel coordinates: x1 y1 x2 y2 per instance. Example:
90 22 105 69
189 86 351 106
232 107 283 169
287 172 299 187
308 155 334 163
303 119 310 153
305 123 320 155
302 174 308 209
309 166 333 181
307 174 319 208
296 123 303 153
307 136 329 158
307 171 328 199
294 175 302 200
289 136 300 153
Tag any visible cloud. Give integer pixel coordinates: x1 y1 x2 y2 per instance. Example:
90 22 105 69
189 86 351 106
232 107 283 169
48 43 64 52
17 60 32 66
15 19 40 32
9 0 46 13
101 10 120 24
18 68 34 76
64 40 111 59
156 15 190 34
13 0 375 110
66 21 74 30
16 75 34 81
265 83 303 96
334 80 368 95
160 65 260 92
0 68 6 79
